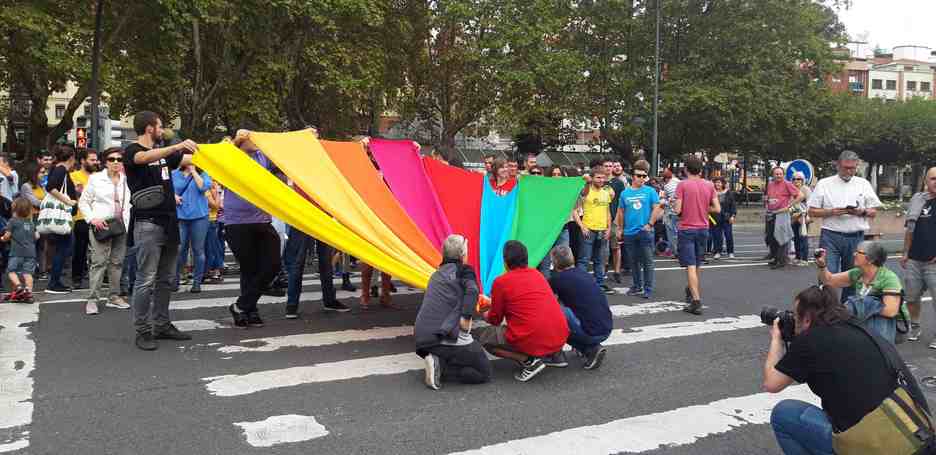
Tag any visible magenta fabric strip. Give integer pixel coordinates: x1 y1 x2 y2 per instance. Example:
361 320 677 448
368 138 452 250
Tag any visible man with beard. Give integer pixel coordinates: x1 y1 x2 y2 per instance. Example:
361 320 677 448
70 148 100 289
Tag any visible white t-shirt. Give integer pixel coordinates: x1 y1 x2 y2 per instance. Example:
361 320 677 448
807 175 881 233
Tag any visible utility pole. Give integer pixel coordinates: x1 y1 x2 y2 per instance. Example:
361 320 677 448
89 0 104 150
652 0 661 175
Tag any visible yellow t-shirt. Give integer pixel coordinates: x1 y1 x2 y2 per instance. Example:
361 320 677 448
32 185 46 216
70 170 90 221
209 191 218 222
581 185 613 231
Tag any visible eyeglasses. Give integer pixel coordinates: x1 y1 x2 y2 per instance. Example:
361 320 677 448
854 251 866 256
106 157 122 163
633 173 648 178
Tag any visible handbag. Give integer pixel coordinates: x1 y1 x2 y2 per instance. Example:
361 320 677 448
93 182 128 241
36 179 73 235
832 321 936 455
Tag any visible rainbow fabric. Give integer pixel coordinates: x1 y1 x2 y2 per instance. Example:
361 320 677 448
193 130 582 293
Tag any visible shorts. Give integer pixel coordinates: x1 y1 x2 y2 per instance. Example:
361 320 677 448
7 257 36 275
905 259 936 304
474 325 518 353
677 229 709 267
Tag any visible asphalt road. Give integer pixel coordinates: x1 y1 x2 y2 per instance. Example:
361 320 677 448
1 228 930 455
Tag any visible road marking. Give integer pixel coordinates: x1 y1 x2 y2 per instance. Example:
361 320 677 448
0 303 39 452
203 315 763 397
215 301 696 354
174 319 228 331
234 415 328 447
448 385 819 455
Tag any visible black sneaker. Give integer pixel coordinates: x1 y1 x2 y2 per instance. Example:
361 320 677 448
261 286 286 297
323 300 351 312
683 300 703 315
341 275 356 292
44 284 71 294
514 357 546 382
247 312 264 328
135 332 158 351
625 287 644 297
154 323 193 340
600 284 616 295
285 305 299 319
229 304 248 329
583 346 607 370
424 354 442 390
543 351 569 368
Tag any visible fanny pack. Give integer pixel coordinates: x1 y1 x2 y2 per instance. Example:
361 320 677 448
832 321 936 455
130 185 164 210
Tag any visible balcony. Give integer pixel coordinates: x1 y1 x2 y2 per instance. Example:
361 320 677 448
849 82 864 93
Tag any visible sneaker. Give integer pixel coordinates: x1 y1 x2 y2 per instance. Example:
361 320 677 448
583 347 607 370
85 300 99 315
44 284 71 294
246 313 264 328
135 332 158 351
514 357 546 382
611 272 622 284
341 276 356 292
285 305 299 319
641 291 652 300
908 323 923 342
684 300 703 315
189 284 201 294
625 287 644 297
543 351 569 368
261 286 286 297
600 284 616 295
424 354 442 390
323 300 352 312
3 289 20 302
713 253 721 259
229 304 248 329
106 295 130 309
154 323 193 340
729 253 735 259
928 339 936 350
72 280 89 290
18 290 34 304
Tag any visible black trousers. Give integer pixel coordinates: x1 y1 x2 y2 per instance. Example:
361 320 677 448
765 216 787 265
225 223 281 313
419 341 492 385
72 220 90 282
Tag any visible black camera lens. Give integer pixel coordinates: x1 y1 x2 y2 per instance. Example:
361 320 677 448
761 306 796 342
760 307 780 325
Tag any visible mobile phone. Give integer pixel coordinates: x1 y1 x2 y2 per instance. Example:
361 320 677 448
845 205 857 210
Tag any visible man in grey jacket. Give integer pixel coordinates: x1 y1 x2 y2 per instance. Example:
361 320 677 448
414 234 492 390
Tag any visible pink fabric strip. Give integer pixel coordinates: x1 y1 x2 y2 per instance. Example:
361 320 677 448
368 138 453 250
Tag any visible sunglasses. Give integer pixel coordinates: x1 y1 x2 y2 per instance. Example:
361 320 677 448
854 251 866 256
793 178 803 181
531 171 542 175
633 173 648 178
106 157 122 163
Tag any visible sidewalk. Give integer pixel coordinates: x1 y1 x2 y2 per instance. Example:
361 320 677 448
733 207 905 236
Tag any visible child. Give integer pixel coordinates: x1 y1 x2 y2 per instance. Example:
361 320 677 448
2 197 39 303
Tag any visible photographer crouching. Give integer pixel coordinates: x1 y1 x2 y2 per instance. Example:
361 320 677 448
763 285 935 455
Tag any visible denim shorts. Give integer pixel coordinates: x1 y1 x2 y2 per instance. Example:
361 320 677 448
7 256 36 275
678 228 709 267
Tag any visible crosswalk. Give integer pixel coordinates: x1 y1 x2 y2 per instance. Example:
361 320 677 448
4 247 831 454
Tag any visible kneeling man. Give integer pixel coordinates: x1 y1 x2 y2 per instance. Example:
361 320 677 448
548 245 612 369
415 234 492 390
475 240 569 382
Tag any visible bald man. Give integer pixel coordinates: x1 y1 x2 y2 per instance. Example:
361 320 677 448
901 166 936 344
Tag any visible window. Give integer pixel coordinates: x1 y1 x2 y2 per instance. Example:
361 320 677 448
886 80 897 90
83 105 91 116
871 79 883 89
922 82 931 92
54 104 65 119
908 81 917 91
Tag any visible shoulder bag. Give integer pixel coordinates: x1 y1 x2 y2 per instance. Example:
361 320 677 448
832 320 936 455
93 180 128 242
36 178 73 235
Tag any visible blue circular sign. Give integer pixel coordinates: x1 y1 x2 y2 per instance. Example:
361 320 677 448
785 159 814 185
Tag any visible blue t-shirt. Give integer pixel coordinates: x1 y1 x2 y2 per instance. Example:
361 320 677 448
172 170 212 220
548 268 613 337
619 185 660 235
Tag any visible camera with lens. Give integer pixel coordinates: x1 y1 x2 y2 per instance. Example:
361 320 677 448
761 307 796 343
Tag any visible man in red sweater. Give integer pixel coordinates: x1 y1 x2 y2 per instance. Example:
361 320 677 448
475 240 570 382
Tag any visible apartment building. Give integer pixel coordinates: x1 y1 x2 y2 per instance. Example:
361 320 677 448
831 44 936 101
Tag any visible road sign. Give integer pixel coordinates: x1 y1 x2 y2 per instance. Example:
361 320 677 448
785 159 814 185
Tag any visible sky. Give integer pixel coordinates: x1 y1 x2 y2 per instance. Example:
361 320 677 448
837 0 935 51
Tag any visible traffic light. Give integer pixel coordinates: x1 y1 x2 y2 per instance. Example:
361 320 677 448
76 127 88 148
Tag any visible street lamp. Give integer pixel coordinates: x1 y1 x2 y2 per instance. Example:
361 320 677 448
652 0 661 176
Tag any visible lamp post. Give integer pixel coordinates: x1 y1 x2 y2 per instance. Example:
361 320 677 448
89 0 104 149
652 0 661 175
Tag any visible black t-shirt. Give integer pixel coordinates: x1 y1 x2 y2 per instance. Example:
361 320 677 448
775 323 895 431
909 198 936 261
46 165 77 200
124 143 183 241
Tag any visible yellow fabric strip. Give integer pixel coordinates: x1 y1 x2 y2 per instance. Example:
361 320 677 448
192 141 430 289
246 130 436 277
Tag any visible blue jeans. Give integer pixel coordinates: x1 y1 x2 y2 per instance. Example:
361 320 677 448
205 221 225 270
562 306 610 354
770 399 834 455
49 233 73 288
538 226 571 279
819 229 863 302
792 222 808 261
576 229 608 285
665 212 679 254
121 243 138 295
283 225 336 306
624 230 655 293
710 220 734 254
846 295 896 343
176 217 209 287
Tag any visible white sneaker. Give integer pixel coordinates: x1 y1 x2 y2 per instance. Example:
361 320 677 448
85 300 99 315
106 295 130 309
729 254 735 259
423 354 441 390
713 253 721 259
